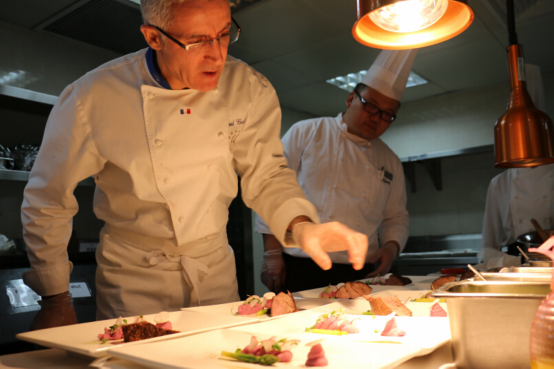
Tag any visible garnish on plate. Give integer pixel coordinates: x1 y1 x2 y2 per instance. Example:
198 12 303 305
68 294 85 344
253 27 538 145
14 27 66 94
305 309 359 334
220 335 300 365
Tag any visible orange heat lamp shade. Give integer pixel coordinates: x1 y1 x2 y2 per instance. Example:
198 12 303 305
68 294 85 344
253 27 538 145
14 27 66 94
494 45 554 168
353 0 474 50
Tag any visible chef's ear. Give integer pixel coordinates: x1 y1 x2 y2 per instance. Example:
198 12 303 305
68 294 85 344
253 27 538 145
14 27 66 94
346 92 355 109
140 25 163 50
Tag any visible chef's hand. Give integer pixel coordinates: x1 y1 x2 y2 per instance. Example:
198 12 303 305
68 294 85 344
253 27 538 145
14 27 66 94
291 218 368 271
365 242 400 278
30 291 78 331
261 234 287 293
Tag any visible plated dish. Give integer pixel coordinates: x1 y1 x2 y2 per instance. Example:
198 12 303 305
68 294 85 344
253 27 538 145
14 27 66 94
108 328 424 369
16 310 257 358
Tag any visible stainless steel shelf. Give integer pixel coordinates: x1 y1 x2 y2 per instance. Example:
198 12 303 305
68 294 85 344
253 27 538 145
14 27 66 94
0 84 57 106
0 169 95 187
399 144 494 163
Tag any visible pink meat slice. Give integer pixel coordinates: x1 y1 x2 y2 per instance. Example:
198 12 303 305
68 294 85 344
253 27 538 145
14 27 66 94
430 303 447 317
156 321 172 330
306 344 328 367
381 317 406 337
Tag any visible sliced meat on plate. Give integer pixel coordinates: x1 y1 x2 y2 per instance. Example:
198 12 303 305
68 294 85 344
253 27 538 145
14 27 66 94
363 295 413 316
270 291 297 317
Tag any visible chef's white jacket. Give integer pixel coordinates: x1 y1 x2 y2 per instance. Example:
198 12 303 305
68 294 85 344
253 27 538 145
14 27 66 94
21 48 319 318
255 114 409 263
481 164 554 250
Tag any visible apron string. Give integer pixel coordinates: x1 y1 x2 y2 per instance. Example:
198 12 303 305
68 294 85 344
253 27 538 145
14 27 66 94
146 251 209 305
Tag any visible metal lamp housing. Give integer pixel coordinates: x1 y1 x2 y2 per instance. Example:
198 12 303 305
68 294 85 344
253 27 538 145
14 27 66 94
353 0 474 50
494 45 554 168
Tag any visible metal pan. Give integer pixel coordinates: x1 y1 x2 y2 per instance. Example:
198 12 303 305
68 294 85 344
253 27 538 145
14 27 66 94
526 259 553 267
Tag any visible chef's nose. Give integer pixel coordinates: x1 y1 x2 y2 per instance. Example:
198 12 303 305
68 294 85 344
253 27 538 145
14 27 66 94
205 40 225 65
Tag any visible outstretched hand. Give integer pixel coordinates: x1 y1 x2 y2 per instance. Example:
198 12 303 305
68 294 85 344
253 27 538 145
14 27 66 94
292 221 368 271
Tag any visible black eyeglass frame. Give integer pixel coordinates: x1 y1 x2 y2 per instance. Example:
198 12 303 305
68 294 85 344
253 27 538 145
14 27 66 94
151 17 241 52
354 90 396 123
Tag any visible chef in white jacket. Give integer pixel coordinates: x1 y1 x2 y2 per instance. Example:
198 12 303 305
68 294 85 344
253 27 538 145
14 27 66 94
481 64 554 254
255 50 414 292
21 0 368 329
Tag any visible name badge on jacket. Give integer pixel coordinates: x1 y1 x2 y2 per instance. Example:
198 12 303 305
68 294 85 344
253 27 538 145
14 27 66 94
381 167 393 185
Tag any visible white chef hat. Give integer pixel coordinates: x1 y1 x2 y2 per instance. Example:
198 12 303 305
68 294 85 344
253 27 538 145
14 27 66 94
525 64 546 112
361 49 418 101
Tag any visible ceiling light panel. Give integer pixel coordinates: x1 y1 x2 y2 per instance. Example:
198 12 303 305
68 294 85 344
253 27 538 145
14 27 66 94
327 71 428 92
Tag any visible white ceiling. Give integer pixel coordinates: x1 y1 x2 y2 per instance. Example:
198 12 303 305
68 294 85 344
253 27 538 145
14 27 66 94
1 0 553 117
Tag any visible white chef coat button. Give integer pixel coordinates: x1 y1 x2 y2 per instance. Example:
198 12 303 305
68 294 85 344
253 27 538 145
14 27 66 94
218 132 224 138
329 215 333 219
366 165 370 169
164 178 170 183
357 221 361 226
362 192 366 196
155 139 162 146
179 217 184 223
333 184 337 189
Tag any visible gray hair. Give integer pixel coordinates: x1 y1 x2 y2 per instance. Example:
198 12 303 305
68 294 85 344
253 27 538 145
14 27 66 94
140 0 186 29
141 0 223 29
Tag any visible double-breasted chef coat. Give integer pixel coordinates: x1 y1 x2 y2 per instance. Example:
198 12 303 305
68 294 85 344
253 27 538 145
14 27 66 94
481 164 554 250
21 47 319 319
255 114 409 263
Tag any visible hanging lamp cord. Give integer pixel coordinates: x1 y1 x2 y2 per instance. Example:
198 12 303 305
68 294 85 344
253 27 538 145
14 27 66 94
507 0 518 46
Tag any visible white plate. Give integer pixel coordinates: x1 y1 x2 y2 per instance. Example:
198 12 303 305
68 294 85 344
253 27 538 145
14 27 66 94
16 310 257 358
230 302 451 355
108 328 424 369
183 298 334 320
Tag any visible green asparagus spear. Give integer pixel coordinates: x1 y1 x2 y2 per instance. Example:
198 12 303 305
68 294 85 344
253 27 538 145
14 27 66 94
220 349 280 366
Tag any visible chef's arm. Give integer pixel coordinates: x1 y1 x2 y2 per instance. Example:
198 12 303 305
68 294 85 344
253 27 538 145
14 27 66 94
21 85 105 328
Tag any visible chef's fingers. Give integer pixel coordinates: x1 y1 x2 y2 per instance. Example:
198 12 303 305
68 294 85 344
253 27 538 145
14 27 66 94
346 233 368 270
304 238 333 270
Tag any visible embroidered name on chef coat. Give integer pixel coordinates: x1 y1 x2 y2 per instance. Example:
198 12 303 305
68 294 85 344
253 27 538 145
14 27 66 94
180 109 191 115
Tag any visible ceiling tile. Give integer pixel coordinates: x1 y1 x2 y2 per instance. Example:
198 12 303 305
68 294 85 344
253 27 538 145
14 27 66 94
228 43 266 64
300 0 358 30
249 60 318 92
273 31 381 81
413 38 508 91
0 0 77 28
402 83 447 104
417 16 501 56
277 82 350 117
232 0 345 59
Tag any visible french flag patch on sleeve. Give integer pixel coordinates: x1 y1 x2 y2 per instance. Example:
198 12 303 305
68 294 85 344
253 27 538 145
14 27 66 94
180 108 191 115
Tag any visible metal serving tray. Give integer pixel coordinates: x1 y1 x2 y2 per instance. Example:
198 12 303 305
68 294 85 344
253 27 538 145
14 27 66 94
432 281 552 369
479 272 551 282
500 267 553 274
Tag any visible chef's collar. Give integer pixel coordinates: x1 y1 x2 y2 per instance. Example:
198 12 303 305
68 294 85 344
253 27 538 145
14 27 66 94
339 113 372 147
146 47 171 90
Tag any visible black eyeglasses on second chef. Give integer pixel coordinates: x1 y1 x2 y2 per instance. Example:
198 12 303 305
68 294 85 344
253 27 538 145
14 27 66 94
151 17 241 55
354 91 396 123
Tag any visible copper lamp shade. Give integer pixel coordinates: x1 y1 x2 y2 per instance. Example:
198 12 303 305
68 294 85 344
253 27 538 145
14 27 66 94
494 45 554 168
353 0 474 50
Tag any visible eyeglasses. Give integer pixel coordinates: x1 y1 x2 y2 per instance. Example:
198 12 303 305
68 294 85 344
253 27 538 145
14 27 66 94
152 17 241 55
354 91 396 123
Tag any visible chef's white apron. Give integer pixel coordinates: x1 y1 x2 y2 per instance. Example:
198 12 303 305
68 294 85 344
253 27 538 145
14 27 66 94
95 84 240 319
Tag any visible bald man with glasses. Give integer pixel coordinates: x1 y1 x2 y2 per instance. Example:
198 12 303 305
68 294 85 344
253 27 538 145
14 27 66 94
256 50 417 293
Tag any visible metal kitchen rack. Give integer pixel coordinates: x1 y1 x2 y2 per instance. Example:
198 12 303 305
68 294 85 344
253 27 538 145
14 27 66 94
0 84 95 187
